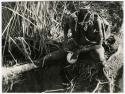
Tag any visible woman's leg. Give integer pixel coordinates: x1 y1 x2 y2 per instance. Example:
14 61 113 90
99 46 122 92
90 46 107 79
90 46 105 63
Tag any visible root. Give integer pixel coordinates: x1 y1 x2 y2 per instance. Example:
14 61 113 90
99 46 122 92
102 45 122 92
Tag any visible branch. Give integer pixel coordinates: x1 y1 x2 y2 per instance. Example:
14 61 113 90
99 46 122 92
92 80 101 93
2 63 38 79
92 79 109 93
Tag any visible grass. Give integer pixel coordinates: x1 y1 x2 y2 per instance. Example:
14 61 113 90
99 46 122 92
2 1 123 93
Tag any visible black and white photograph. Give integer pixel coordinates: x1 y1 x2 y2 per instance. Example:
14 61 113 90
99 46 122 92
1 1 124 93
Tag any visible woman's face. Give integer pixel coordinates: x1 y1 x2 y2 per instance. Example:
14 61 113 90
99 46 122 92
78 9 88 22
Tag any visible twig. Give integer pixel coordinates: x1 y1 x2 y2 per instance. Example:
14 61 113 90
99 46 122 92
43 89 65 93
109 77 115 93
8 50 18 65
42 56 46 67
103 68 115 92
92 80 101 93
92 79 109 93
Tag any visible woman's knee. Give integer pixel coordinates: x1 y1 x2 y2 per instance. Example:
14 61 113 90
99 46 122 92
90 46 105 62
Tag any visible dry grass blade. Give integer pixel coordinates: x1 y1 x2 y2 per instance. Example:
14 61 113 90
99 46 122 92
2 16 13 36
2 6 37 29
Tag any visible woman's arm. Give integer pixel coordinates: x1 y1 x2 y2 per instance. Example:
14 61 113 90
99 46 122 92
78 17 103 53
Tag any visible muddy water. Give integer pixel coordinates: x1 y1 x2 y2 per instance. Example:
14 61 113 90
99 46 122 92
8 53 123 93
10 60 67 92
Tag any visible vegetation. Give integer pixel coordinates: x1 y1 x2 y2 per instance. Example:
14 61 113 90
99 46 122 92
2 1 123 93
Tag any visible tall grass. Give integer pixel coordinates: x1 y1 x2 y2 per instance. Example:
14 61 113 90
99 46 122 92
2 1 123 66
2 1 65 66
2 1 123 93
